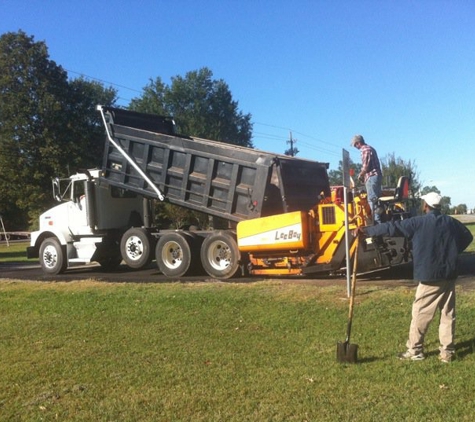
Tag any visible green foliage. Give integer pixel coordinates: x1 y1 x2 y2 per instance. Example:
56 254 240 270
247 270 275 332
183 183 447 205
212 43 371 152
155 202 209 229
454 204 468 215
66 77 117 169
465 223 475 252
2 280 475 420
130 67 253 148
330 154 422 211
328 160 362 186
0 241 33 263
131 67 253 225
381 152 421 196
0 31 117 230
0 31 69 228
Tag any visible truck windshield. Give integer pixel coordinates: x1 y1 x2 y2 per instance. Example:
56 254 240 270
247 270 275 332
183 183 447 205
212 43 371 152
52 177 84 202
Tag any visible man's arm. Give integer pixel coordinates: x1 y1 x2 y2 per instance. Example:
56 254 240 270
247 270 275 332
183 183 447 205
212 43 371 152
357 221 397 237
355 218 416 238
455 220 473 253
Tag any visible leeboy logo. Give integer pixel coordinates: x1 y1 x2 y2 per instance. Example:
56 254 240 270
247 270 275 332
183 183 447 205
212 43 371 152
275 229 301 241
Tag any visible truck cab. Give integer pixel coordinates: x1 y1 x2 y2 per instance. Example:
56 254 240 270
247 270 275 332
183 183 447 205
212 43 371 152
28 169 145 274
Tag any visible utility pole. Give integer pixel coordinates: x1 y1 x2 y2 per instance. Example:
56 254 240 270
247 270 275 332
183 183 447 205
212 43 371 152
285 131 299 157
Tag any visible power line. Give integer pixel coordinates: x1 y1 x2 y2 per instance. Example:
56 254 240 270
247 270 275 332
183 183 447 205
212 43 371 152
63 68 345 160
65 69 143 94
253 123 342 159
254 121 341 149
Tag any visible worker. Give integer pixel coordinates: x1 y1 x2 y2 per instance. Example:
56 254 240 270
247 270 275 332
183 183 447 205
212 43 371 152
354 191 473 362
351 134 382 223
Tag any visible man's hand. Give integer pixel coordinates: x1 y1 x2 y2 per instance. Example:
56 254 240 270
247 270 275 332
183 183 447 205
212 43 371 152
358 173 365 183
353 226 366 237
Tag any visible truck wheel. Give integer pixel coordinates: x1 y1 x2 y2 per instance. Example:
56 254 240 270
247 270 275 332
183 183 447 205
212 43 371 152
200 231 240 279
39 238 67 275
120 228 153 269
155 232 194 277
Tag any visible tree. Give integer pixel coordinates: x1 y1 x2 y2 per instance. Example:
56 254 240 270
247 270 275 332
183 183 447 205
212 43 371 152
328 160 362 187
130 68 253 228
155 203 209 229
381 153 421 200
0 31 69 228
130 67 253 147
328 152 422 214
453 204 467 215
66 77 117 169
0 31 117 229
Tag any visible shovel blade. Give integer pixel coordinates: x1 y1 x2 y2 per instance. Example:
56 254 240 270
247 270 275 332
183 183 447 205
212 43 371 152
337 341 358 363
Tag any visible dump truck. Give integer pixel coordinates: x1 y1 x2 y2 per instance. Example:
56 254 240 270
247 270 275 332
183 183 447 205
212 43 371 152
27 106 412 278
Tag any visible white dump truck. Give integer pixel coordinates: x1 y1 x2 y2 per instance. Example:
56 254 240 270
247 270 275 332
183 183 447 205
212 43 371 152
27 106 412 278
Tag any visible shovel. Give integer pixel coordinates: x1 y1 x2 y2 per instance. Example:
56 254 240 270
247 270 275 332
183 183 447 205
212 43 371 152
337 238 359 363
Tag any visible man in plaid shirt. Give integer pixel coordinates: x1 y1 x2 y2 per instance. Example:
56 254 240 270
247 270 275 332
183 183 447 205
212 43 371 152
351 134 382 223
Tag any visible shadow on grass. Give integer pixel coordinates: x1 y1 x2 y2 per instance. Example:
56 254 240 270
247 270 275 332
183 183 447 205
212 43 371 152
456 337 475 359
412 337 475 361
0 249 29 262
358 341 475 363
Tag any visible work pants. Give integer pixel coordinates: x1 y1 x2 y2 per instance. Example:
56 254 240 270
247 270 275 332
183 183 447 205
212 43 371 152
406 280 456 358
365 174 382 223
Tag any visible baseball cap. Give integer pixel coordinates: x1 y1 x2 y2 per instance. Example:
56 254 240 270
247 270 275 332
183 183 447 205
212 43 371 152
421 192 442 208
351 134 364 146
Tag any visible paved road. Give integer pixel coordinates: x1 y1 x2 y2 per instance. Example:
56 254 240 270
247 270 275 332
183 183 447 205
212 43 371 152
0 262 212 284
2 253 474 290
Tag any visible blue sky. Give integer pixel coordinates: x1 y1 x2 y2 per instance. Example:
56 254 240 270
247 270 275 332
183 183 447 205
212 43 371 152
2 0 475 209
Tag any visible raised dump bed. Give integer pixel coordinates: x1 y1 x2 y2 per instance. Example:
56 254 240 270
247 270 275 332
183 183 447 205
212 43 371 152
99 106 331 223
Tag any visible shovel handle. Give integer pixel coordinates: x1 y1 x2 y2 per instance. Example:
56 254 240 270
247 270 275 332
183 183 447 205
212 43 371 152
346 238 359 342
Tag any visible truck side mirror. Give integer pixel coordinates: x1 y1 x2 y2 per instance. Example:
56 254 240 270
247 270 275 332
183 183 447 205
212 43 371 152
53 178 62 202
53 177 63 202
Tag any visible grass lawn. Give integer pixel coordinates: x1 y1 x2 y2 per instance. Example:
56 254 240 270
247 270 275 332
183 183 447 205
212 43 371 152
1 224 474 420
0 241 34 263
459 222 475 253
1 279 475 421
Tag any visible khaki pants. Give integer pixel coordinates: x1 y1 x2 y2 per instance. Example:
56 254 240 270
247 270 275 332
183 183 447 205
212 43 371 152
406 280 456 358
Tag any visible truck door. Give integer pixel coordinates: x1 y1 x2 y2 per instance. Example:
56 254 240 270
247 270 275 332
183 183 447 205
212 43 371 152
66 180 92 235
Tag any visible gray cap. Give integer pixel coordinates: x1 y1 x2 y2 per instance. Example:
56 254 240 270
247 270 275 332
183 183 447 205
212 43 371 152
351 134 364 147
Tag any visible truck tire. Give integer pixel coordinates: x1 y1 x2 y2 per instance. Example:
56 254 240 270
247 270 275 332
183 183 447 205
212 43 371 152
155 232 195 277
200 231 240 279
120 228 153 269
39 237 67 275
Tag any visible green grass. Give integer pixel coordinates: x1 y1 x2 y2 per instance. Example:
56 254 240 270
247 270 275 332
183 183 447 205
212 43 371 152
0 241 34 263
465 223 475 252
1 280 475 421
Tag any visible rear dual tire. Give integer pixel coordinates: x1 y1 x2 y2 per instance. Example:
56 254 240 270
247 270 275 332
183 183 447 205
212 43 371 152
200 231 240 279
155 232 198 277
155 230 241 279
